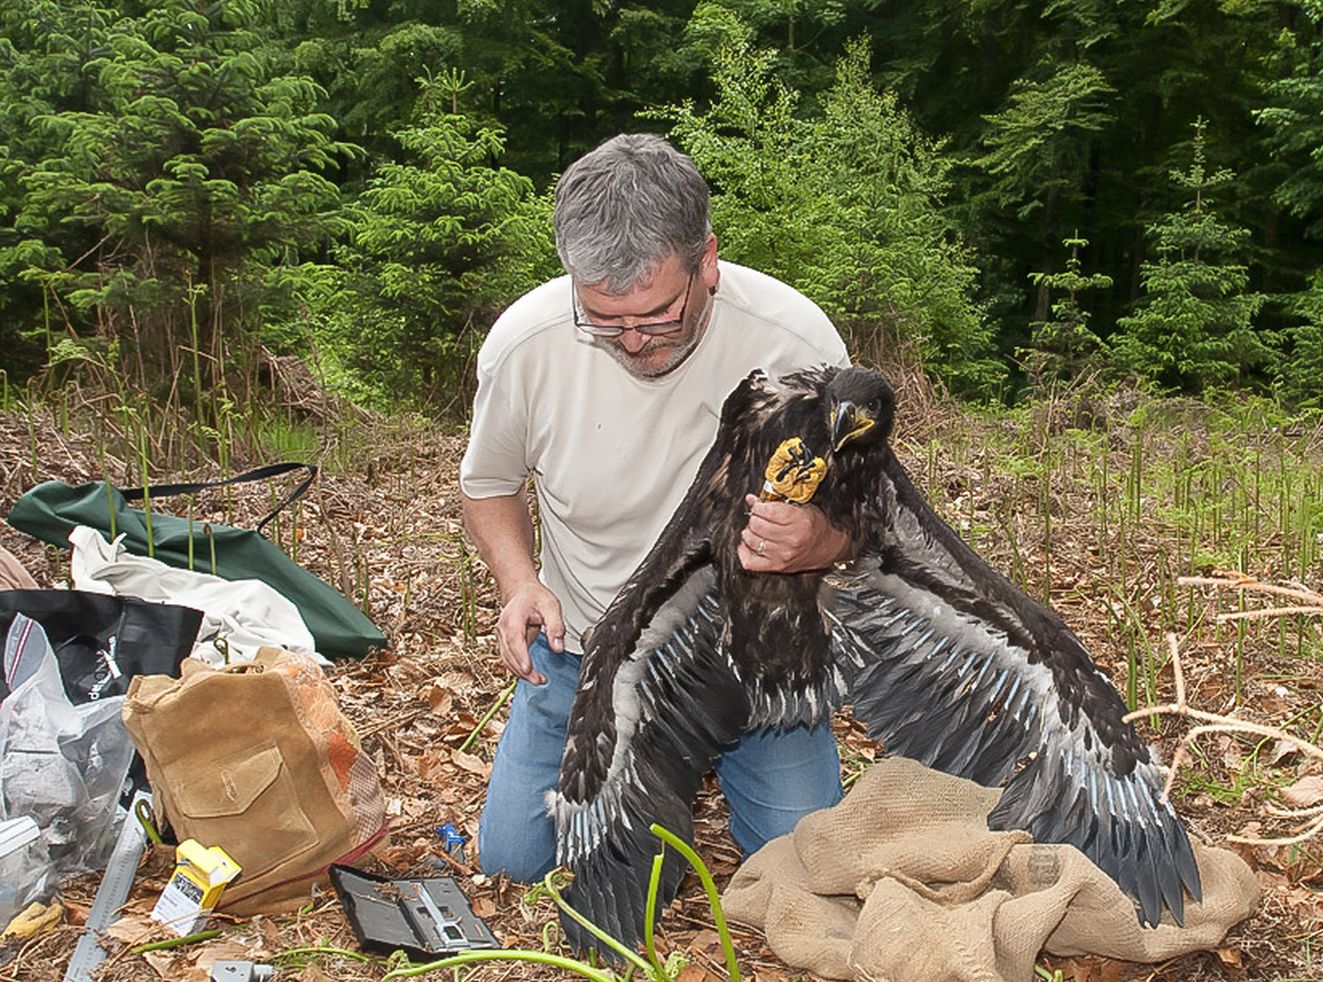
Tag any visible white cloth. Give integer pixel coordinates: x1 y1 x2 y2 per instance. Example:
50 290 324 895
460 262 849 651
68 526 323 666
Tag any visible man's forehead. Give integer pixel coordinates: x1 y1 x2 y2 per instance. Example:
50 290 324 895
581 255 684 297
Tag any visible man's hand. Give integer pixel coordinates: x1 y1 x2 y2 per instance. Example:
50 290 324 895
495 581 566 685
462 491 567 685
738 493 851 573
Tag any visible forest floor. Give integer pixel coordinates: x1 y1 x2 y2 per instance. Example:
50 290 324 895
0 375 1319 982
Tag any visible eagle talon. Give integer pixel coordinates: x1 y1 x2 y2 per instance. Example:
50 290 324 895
775 441 815 482
760 437 827 504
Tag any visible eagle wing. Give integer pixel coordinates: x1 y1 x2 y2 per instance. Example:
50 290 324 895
826 457 1202 926
551 373 791 947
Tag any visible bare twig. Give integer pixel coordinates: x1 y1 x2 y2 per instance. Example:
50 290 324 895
358 706 427 739
1123 630 1323 849
1216 606 1323 622
1171 572 1323 844
1177 572 1323 618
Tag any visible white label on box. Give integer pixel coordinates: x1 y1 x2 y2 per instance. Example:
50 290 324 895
151 871 215 936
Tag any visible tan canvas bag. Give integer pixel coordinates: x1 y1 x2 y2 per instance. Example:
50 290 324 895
122 647 388 914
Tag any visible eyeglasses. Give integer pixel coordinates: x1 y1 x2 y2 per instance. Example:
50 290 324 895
572 274 693 338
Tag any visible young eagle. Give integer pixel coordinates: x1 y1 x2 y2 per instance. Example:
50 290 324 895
550 365 1202 949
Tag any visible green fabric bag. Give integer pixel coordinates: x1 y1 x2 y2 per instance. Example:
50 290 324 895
5 465 385 660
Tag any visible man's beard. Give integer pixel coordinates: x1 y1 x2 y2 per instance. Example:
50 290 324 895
593 328 703 379
592 293 712 379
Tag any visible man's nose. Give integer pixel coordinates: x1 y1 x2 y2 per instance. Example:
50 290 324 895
617 328 651 354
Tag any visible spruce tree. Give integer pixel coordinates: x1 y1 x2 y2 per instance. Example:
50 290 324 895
1277 272 1323 412
1257 14 1323 240
331 77 554 407
1112 118 1267 393
1023 231 1112 387
654 33 1001 397
0 0 357 385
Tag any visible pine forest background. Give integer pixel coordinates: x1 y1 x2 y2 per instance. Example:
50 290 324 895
2 0 1323 416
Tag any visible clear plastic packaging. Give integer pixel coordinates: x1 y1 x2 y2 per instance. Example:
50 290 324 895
0 815 50 925
0 614 134 916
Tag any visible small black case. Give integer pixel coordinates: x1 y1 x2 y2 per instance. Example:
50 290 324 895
329 865 500 960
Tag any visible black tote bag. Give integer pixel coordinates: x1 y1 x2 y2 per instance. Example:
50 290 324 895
0 590 203 705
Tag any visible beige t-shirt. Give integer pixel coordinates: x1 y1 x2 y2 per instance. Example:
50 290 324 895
460 261 849 652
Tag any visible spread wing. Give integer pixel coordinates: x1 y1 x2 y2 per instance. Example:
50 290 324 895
826 456 1202 926
553 571 746 948
551 374 789 948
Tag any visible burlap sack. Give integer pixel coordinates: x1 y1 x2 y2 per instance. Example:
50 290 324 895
724 757 1260 982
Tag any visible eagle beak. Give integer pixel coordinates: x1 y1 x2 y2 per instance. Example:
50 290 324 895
831 401 875 451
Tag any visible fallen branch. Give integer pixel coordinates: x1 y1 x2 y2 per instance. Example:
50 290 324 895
1123 631 1323 848
1216 606 1323 622
1177 572 1323 620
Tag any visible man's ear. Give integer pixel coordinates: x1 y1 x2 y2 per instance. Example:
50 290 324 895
701 232 719 292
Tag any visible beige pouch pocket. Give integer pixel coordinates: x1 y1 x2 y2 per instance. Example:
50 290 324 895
168 742 317 880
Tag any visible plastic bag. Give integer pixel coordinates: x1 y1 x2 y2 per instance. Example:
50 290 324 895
0 614 134 914
0 816 49 927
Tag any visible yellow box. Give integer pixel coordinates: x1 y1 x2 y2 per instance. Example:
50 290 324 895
151 839 241 936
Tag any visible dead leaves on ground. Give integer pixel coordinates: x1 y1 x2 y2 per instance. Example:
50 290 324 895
3 411 1322 981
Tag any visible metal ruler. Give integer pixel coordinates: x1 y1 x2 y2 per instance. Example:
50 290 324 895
62 790 152 982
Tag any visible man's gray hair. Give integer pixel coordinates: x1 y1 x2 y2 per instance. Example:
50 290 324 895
554 133 712 294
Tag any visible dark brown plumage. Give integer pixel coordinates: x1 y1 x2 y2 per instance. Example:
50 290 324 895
551 365 1201 951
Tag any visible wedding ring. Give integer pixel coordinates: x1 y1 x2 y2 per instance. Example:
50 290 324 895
756 538 767 556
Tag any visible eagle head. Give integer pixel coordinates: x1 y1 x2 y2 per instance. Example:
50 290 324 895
828 367 895 453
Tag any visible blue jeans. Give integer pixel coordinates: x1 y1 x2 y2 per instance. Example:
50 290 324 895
477 634 843 881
